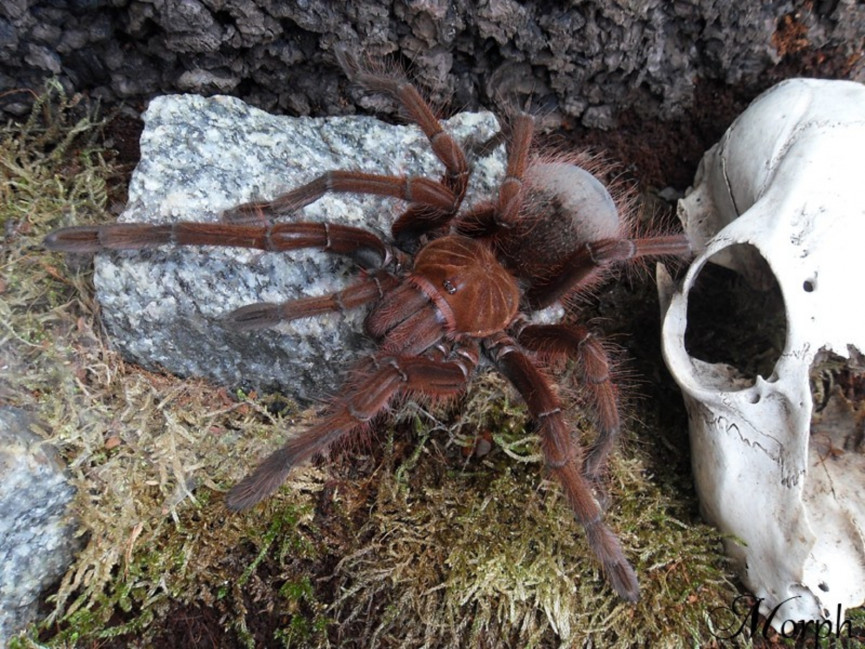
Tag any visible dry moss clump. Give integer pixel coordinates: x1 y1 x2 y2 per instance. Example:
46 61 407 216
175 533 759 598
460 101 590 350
2 83 326 648
4 82 753 649
323 374 740 648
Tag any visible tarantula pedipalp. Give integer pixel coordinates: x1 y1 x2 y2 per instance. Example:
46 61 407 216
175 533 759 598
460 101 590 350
44 56 691 602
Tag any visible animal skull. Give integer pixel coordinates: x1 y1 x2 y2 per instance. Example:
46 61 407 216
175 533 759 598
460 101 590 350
658 78 865 626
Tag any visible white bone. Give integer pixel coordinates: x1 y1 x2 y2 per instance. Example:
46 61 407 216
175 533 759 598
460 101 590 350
658 77 865 626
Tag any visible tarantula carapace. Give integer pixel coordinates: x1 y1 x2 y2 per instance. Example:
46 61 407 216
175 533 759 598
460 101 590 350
44 55 691 602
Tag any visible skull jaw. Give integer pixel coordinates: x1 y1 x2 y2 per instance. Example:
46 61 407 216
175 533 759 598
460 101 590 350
686 381 865 624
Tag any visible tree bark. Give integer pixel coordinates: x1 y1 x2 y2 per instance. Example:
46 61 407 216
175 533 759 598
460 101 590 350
1 1 862 124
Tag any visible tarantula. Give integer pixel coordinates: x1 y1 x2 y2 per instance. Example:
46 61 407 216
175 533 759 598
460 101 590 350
44 54 691 602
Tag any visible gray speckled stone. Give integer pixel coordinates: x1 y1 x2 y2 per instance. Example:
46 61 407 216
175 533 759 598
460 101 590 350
0 408 79 645
92 95 505 400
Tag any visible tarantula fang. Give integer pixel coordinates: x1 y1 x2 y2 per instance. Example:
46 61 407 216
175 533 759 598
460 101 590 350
44 53 692 602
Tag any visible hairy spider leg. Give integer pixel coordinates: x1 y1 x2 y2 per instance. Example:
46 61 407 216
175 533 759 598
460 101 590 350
43 220 396 268
483 331 640 602
225 348 477 511
451 114 535 239
223 51 471 252
494 114 534 227
45 220 409 332
515 323 620 483
223 271 400 331
335 49 471 247
527 233 692 309
220 170 458 224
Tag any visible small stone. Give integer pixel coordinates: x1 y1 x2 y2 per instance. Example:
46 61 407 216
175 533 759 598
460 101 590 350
0 408 79 645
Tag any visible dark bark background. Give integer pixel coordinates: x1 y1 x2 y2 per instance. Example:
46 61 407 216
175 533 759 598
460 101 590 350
2 1 863 132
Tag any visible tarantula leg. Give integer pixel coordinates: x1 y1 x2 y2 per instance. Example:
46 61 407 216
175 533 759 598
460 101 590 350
452 203 498 238
527 233 693 308
222 170 458 223
447 115 533 238
268 222 396 268
484 332 639 602
594 234 693 261
336 51 471 247
391 205 459 250
335 49 469 193
449 116 536 239
43 221 393 268
225 352 474 511
392 116 532 246
516 323 620 482
495 114 534 227
224 272 400 331
43 223 173 252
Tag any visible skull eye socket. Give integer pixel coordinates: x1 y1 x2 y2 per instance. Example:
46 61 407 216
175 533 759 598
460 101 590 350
684 243 787 386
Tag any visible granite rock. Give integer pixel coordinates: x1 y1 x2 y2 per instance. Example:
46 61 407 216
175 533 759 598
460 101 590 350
0 408 79 646
86 94 505 400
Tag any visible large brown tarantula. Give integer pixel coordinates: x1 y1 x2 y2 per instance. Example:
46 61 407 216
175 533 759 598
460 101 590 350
44 54 690 601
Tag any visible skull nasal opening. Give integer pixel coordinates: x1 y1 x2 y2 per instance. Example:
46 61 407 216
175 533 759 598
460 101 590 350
684 243 787 385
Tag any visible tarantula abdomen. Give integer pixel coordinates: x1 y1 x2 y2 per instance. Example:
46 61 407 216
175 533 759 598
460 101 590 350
497 159 627 304
525 161 622 245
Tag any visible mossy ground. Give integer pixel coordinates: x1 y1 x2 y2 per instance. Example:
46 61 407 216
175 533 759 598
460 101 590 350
3 82 863 649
